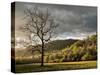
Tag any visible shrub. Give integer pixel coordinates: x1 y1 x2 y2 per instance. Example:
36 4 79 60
81 53 93 61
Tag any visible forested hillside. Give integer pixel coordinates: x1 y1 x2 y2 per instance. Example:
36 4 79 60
15 34 97 64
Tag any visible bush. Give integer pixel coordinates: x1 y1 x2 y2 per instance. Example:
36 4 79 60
81 53 93 61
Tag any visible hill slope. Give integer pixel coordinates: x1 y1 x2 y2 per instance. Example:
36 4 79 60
44 39 78 51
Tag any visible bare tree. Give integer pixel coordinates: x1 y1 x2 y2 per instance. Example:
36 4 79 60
21 7 59 66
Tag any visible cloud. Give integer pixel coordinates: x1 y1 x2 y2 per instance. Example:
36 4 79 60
15 2 97 40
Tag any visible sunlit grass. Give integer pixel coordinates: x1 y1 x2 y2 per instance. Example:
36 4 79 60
16 61 97 73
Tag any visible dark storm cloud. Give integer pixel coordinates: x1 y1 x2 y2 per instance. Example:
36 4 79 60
15 2 97 39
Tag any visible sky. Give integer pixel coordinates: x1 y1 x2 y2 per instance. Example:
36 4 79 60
13 2 97 47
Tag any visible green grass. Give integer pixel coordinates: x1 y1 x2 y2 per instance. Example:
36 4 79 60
15 61 97 73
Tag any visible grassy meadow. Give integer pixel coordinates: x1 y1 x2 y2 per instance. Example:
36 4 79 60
16 61 97 73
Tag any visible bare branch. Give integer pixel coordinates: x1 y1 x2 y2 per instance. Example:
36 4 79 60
21 6 59 45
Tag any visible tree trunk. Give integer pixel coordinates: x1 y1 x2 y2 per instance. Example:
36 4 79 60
41 40 44 66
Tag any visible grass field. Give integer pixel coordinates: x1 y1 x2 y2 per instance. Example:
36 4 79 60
15 61 97 73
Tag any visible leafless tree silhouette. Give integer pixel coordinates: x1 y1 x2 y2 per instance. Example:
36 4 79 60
21 7 59 66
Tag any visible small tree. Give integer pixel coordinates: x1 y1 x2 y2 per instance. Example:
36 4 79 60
21 7 59 66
